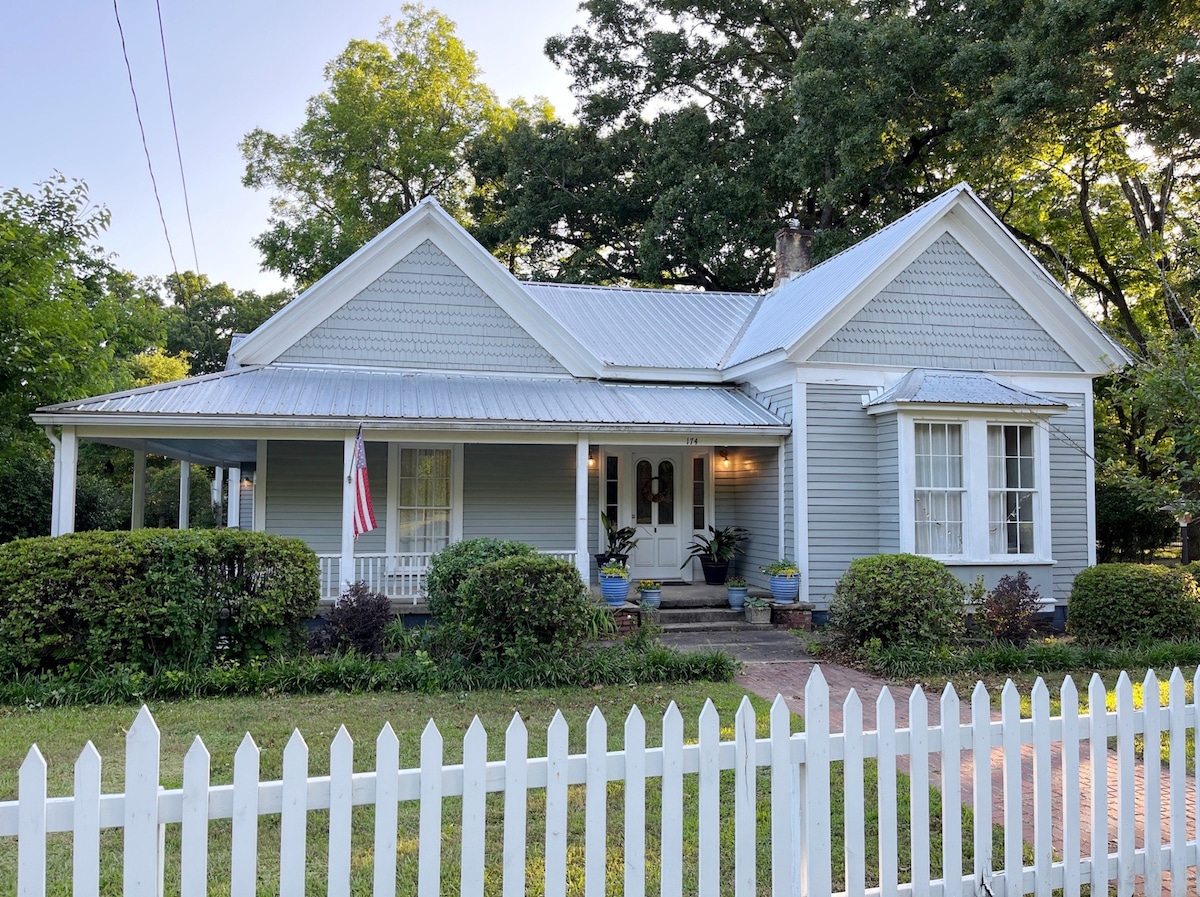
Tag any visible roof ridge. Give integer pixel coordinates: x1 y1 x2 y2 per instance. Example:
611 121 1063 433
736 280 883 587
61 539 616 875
524 280 754 299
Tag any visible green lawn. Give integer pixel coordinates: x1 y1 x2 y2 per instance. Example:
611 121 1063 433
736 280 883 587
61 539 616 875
0 683 992 895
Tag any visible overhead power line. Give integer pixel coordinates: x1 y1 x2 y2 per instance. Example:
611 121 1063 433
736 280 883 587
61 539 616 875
155 0 200 273
112 0 179 278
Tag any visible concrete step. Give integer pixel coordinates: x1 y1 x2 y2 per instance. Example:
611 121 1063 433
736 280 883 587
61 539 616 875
657 589 772 610
651 606 751 626
658 620 772 633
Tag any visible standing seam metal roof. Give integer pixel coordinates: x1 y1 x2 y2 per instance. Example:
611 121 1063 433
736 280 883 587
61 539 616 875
37 366 789 429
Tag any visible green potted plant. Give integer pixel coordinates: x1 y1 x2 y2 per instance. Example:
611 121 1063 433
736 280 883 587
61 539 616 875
599 563 631 606
636 579 663 609
596 512 640 567
682 524 749 584
725 576 749 609
744 594 773 625
761 559 800 604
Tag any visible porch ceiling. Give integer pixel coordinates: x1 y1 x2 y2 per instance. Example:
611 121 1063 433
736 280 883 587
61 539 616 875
91 437 258 466
35 366 791 435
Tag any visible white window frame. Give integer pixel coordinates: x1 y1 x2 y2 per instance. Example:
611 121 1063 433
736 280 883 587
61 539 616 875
898 412 1051 563
385 443 464 560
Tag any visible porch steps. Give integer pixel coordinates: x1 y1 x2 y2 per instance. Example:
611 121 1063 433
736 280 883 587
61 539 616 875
642 585 774 633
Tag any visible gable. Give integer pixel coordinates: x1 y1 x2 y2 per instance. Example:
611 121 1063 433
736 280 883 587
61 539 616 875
808 234 1081 372
276 241 568 374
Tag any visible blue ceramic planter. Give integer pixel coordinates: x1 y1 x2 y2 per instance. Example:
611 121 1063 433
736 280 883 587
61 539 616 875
638 588 662 609
600 574 630 606
769 574 799 604
726 586 748 609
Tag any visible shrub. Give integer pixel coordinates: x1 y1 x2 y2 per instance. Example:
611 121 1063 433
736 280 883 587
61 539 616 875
453 554 593 661
827 553 964 649
0 529 318 674
1068 563 1200 644
319 582 394 656
979 571 1043 645
424 538 536 621
1095 481 1176 563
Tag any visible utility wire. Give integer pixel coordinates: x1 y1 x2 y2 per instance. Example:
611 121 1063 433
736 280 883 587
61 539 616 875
154 0 199 273
112 0 179 278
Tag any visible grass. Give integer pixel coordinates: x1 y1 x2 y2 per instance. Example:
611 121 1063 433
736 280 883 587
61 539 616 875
0 682 1001 895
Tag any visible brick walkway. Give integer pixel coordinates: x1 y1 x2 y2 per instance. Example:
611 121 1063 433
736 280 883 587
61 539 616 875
736 659 1197 895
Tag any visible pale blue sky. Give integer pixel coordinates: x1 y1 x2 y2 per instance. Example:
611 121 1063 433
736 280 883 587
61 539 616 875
1 1 585 293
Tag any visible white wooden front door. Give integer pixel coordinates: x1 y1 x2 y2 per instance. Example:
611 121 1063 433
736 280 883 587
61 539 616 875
629 452 683 580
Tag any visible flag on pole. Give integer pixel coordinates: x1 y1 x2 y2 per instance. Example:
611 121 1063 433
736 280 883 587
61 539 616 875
352 425 376 539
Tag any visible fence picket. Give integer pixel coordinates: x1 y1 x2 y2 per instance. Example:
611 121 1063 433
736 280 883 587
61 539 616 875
803 669 831 897
418 720 443 897
841 690 865 897
1088 673 1111 894
939 684 961 897
1030 678 1052 897
503 714 529 897
231 733 260 897
908 686 930 896
1168 669 1187 895
660 702 684 897
328 726 354 897
697 699 720 897
970 680 993 895
73 742 101 897
180 737 209 897
1060 677 1081 897
585 707 608 897
769 695 795 897
876 687 898 897
374 723 400 897
18 746 46 897
1143 670 1162 893
1000 680 1023 897
624 706 646 897
1115 672 1135 896
544 712 568 897
125 706 161 897
279 731 308 897
462 717 488 897
734 697 756 897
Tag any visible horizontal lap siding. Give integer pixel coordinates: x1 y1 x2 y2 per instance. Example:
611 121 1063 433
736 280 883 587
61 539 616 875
877 413 900 553
731 446 779 587
808 384 879 609
264 440 387 554
1049 395 1089 605
462 445 574 549
759 385 794 562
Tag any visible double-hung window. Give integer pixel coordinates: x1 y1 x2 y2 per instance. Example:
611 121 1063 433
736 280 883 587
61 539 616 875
988 425 1036 555
913 422 963 555
396 447 452 554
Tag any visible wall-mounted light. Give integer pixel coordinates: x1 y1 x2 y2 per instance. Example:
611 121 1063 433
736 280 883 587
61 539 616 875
588 449 596 468
719 449 730 469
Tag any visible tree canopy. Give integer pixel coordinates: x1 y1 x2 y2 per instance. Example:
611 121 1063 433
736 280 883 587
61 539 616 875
241 4 506 286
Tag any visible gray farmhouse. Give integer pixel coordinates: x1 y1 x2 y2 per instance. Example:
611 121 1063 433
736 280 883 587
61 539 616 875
34 184 1129 615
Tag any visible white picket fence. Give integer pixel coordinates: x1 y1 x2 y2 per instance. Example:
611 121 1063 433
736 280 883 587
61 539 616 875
3 665 1198 896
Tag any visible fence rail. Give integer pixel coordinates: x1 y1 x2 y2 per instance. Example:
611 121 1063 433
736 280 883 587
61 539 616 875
317 550 579 601
4 666 1197 896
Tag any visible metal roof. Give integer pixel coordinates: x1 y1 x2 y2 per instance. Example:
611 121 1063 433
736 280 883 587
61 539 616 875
727 186 968 366
522 282 759 369
864 369 1068 410
37 366 789 432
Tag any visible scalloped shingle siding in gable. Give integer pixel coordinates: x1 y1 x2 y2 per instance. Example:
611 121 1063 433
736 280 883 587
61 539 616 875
278 240 568 373
810 234 1081 371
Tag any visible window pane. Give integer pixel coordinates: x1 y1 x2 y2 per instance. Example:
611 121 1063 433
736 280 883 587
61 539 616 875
657 460 674 525
605 455 619 522
693 457 705 530
636 460 652 524
987 425 1036 554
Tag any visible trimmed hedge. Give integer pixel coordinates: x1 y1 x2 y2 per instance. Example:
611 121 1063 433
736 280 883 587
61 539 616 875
0 529 319 673
827 553 965 649
423 537 536 621
1068 563 1200 645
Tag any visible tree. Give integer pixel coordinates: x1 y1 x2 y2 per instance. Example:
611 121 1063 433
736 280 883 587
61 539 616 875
162 272 290 375
242 5 505 285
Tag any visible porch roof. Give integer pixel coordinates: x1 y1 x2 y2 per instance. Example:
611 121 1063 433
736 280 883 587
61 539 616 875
35 365 791 434
862 369 1069 411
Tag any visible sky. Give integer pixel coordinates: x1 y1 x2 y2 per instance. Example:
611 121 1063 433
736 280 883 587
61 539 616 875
1 1 586 294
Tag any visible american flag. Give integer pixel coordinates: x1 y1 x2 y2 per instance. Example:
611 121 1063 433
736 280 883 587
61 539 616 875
352 425 376 539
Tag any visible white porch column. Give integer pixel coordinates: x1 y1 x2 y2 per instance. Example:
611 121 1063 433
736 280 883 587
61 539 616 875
575 436 589 583
227 466 241 529
212 466 224 513
253 441 267 532
131 449 146 530
341 434 357 591
44 426 63 536
178 461 190 529
52 425 78 535
777 440 786 560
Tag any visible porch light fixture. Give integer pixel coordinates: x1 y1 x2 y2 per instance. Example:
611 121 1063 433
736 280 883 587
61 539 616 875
719 449 730 469
588 450 596 468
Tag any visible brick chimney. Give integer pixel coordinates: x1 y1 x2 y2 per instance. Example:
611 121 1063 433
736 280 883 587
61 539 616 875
773 219 813 287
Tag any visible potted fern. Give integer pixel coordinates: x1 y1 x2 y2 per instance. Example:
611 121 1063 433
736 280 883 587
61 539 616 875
596 513 639 567
682 525 749 584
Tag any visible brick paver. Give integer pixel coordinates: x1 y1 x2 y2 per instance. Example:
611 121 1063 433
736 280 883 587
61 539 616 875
736 659 1196 896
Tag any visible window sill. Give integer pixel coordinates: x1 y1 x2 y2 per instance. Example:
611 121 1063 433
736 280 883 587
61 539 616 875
923 556 1056 567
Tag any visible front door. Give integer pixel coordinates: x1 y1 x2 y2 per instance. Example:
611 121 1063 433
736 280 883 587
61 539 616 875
629 453 683 580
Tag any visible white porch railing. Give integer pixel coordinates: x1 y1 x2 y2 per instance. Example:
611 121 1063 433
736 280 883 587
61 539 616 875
6 667 1200 896
317 549 578 601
